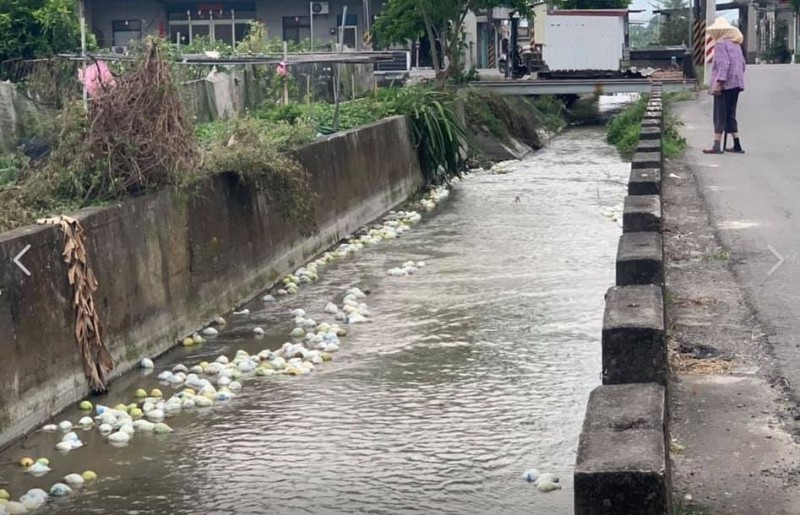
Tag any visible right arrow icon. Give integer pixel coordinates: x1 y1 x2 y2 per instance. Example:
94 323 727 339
767 245 784 276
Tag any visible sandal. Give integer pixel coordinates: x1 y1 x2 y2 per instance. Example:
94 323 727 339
702 148 724 154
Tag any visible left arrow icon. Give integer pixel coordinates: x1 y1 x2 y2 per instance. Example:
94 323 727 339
13 245 31 276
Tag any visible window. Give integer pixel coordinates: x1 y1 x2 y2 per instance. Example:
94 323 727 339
167 2 255 46
336 14 358 27
112 20 142 47
283 16 311 44
335 14 358 49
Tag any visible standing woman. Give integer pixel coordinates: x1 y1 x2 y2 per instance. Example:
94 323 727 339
703 17 747 154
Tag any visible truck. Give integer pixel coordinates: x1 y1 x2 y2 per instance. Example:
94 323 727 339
500 8 643 80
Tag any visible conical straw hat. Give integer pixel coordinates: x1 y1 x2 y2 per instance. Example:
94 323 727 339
707 17 733 32
707 16 743 43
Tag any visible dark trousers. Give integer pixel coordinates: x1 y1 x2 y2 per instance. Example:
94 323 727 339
713 88 741 134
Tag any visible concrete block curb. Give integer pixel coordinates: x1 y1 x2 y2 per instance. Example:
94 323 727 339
623 195 662 233
629 168 661 196
639 126 661 141
574 85 669 514
636 140 662 154
575 384 670 515
632 152 662 170
641 118 661 128
616 232 664 286
602 285 667 385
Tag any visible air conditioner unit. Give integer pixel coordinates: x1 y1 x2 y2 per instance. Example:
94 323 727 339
112 46 128 54
311 2 329 15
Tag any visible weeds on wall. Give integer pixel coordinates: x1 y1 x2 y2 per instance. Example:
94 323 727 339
263 86 473 185
606 95 649 158
201 117 318 234
463 90 566 148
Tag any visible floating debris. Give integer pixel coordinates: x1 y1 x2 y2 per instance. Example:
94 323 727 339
63 474 85 487
18 185 455 512
25 462 51 477
524 469 561 493
49 483 72 497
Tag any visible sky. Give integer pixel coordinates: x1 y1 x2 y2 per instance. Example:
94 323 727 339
627 0 740 24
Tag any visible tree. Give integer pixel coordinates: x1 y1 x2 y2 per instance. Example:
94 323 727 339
0 0 82 61
374 0 531 77
656 0 690 46
630 21 658 49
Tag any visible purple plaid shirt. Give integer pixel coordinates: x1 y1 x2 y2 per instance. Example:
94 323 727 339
712 39 746 91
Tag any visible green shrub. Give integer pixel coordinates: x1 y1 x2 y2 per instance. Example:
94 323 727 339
607 96 648 159
201 117 317 233
606 94 687 159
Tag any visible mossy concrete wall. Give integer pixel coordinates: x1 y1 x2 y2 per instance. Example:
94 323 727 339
0 82 53 154
0 115 423 449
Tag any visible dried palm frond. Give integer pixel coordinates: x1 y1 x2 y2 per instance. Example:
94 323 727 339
39 215 113 392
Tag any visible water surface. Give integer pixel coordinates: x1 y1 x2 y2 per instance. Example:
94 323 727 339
0 127 628 515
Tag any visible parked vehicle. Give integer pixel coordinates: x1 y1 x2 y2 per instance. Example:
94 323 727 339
501 9 643 80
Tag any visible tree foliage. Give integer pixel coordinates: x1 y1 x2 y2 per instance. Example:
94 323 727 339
656 0 690 46
374 0 531 75
0 0 82 61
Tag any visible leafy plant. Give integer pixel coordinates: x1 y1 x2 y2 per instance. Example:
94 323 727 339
374 0 531 77
763 19 792 63
448 66 481 85
0 0 83 61
528 95 568 133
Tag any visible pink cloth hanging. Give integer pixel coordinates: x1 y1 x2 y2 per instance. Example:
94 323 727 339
78 60 116 98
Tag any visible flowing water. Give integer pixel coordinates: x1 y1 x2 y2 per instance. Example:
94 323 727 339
0 126 629 515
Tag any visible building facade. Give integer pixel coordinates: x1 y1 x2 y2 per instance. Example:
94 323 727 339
85 0 384 51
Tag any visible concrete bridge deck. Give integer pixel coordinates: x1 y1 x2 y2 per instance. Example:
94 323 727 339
469 78 697 95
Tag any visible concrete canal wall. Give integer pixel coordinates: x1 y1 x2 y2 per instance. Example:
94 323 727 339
0 115 423 449
574 87 673 514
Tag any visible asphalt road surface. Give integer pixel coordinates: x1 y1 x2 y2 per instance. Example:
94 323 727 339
678 64 800 412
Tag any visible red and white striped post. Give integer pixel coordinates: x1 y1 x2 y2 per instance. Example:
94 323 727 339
705 1 716 86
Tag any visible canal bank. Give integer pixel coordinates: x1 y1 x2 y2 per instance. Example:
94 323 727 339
0 127 628 513
0 116 423 451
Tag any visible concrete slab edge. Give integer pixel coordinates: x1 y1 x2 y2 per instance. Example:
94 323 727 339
574 85 671 514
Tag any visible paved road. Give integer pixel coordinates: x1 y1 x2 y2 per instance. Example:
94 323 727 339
678 64 800 414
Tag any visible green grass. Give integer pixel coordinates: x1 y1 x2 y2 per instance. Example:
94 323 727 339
606 94 688 159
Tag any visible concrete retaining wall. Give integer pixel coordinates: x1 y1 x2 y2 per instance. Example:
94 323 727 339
575 86 672 514
0 115 423 449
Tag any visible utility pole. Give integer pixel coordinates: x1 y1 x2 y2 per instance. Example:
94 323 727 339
705 0 715 86
79 0 88 111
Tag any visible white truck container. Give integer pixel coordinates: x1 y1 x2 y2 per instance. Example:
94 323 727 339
541 11 628 72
